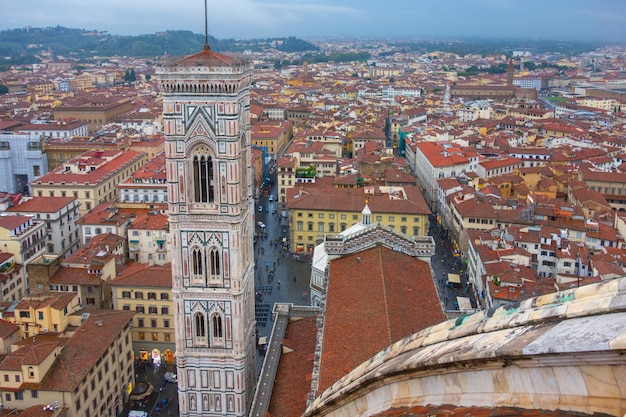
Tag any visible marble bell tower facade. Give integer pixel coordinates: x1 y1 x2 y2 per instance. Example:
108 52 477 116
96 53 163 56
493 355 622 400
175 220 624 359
157 44 256 416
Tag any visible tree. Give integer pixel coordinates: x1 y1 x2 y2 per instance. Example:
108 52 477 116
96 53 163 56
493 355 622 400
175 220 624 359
124 68 136 83
0 85 8 95
145 74 151 81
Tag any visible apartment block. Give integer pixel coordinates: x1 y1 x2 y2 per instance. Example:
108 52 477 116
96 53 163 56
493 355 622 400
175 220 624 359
31 150 146 216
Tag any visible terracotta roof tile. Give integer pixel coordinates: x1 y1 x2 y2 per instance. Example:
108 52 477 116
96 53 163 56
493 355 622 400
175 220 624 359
287 185 430 215
318 246 445 392
6 197 77 213
109 262 172 288
30 310 134 392
169 45 244 67
267 317 317 417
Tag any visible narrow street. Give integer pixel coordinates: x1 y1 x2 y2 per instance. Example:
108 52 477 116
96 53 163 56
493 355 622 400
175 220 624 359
252 176 312 373
428 217 478 313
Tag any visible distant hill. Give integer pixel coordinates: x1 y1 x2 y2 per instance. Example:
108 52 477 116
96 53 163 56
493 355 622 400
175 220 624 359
0 26 319 65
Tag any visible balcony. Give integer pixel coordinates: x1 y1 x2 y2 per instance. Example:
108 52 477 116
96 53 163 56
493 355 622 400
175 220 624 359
0 262 14 274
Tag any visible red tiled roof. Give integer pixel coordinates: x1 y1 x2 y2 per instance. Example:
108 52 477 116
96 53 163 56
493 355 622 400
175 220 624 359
287 185 430 215
416 142 470 167
35 310 134 392
129 212 168 230
31 150 144 186
0 342 60 370
7 197 77 213
318 246 445 393
169 45 243 67
0 318 20 339
0 215 32 231
267 317 317 417
109 263 172 288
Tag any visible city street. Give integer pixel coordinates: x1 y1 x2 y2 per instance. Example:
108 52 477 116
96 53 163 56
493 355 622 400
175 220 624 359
121 360 179 417
428 217 478 312
253 178 313 372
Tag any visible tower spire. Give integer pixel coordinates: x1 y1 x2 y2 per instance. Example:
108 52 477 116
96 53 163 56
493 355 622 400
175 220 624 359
204 0 210 49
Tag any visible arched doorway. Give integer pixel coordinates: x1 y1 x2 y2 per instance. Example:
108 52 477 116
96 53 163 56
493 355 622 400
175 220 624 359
164 349 174 363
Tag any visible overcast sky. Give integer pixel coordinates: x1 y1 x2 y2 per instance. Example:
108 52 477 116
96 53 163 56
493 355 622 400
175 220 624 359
2 0 625 42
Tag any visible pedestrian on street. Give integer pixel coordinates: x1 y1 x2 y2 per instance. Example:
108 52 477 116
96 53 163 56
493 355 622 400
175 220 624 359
293 275 296 283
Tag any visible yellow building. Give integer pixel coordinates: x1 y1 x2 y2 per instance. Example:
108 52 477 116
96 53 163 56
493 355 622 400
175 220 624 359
31 149 146 216
128 134 165 160
0 308 135 417
110 263 175 363
11 291 82 337
286 184 431 253
251 121 293 160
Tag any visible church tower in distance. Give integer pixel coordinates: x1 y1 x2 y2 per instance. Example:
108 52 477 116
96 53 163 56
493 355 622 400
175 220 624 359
157 43 256 416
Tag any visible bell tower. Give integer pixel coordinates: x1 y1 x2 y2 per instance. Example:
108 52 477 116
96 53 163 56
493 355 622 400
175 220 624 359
157 40 256 416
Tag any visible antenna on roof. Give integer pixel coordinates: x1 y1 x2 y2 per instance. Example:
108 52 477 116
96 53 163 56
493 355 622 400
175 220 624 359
204 0 210 49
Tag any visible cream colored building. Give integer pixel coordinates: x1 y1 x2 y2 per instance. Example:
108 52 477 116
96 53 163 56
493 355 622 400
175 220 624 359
7 196 82 259
0 214 47 264
110 263 175 362
0 309 135 417
0 252 27 302
30 150 146 216
127 211 170 265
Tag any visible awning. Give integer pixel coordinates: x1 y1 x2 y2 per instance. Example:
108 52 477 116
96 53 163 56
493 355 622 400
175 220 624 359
447 273 461 284
457 296 472 312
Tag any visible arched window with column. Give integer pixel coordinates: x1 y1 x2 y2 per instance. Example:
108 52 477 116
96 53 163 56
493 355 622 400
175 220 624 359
211 313 224 346
192 144 215 203
209 248 221 277
212 315 223 338
192 247 203 276
194 312 207 346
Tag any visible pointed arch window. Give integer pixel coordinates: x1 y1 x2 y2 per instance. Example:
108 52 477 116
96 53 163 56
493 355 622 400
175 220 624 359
192 247 203 276
193 154 214 203
211 313 224 346
193 313 207 346
209 248 221 276
212 315 223 338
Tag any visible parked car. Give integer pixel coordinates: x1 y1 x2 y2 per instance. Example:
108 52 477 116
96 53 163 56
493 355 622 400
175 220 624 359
257 222 266 229
164 372 177 383
129 411 148 417
258 205 263 212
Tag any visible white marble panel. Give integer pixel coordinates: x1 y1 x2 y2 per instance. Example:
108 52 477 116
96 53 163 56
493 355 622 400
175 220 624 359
580 365 620 398
522 312 626 355
553 366 589 396
528 367 560 395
